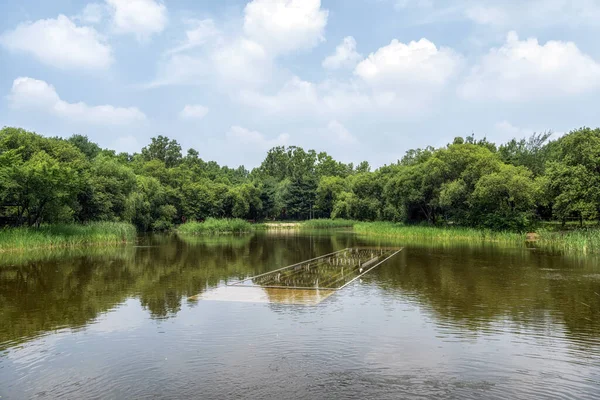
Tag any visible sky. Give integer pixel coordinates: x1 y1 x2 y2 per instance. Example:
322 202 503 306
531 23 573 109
1 0 600 169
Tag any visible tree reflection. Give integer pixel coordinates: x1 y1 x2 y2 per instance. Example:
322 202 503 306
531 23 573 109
1 233 599 350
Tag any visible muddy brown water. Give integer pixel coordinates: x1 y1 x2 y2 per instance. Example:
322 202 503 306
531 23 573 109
1 231 599 399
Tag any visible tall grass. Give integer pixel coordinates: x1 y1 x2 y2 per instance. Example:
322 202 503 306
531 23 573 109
353 221 525 243
301 219 357 229
0 222 136 252
536 228 600 255
177 218 253 235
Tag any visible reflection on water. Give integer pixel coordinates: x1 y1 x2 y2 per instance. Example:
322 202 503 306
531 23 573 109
193 286 337 305
232 247 401 290
1 232 600 399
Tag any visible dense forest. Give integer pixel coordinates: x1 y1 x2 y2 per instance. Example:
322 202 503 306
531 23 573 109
0 126 599 232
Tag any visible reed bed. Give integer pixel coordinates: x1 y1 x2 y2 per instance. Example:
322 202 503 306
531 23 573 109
353 222 525 243
177 218 253 235
0 222 136 252
301 219 357 229
536 228 600 255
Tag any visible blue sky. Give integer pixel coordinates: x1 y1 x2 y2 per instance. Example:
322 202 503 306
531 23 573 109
1 0 600 168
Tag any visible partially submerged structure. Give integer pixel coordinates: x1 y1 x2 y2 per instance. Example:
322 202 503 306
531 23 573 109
191 247 402 305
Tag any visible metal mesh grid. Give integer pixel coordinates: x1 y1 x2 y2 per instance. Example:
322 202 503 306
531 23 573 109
228 247 402 290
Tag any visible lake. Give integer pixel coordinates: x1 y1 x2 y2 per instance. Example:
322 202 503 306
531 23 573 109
1 231 600 399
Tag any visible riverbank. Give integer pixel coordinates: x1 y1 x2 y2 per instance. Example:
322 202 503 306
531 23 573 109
284 219 600 255
177 218 254 235
352 222 525 243
0 222 136 252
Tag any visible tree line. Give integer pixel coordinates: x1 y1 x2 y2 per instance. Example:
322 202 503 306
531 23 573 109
0 126 599 231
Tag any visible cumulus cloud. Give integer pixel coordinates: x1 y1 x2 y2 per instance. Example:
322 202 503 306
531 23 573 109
243 0 328 54
458 31 600 101
0 15 112 70
226 126 290 149
322 36 362 70
239 35 463 118
179 105 209 119
150 0 328 89
354 38 463 88
9 77 146 125
106 0 167 39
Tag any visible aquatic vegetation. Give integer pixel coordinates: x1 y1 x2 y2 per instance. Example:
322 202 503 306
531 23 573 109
301 219 357 229
177 218 253 235
0 222 136 252
353 222 600 255
353 222 525 243
536 228 600 255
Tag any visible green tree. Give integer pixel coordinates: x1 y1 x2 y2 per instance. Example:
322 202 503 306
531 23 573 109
141 136 182 168
316 176 347 218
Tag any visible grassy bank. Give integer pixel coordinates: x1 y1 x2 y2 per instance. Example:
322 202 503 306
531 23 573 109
0 222 136 252
349 221 600 254
536 229 600 255
177 218 253 235
300 219 356 229
353 222 525 243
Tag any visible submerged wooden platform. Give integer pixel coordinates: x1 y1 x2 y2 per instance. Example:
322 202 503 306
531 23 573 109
190 247 403 305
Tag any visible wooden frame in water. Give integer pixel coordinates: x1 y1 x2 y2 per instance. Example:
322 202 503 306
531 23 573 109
228 247 403 290
190 247 402 305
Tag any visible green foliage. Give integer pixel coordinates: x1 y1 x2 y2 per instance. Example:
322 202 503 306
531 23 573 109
141 135 182 168
0 222 136 251
177 218 253 235
353 222 525 243
1 126 600 237
536 228 600 255
301 219 357 229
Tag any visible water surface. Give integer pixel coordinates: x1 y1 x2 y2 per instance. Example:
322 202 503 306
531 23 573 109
1 232 599 399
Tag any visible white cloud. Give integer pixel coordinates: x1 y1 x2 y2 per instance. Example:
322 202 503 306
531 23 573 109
9 77 146 125
149 0 328 89
226 126 290 149
238 77 424 119
106 0 167 40
150 38 271 88
76 3 105 24
458 31 600 101
354 38 463 88
211 38 271 87
327 120 357 144
179 105 209 120
0 15 112 70
167 19 220 55
322 36 362 70
239 35 463 119
243 0 328 54
238 76 319 115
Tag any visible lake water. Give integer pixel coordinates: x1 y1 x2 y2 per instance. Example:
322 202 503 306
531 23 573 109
1 231 600 399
